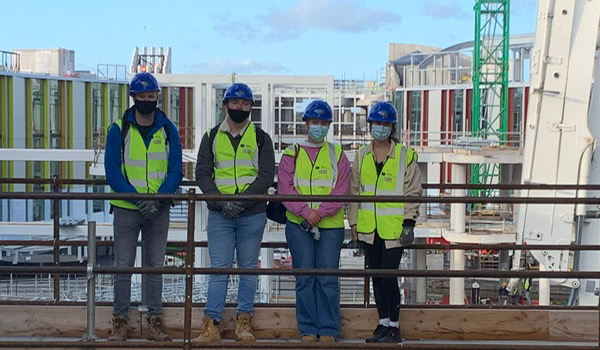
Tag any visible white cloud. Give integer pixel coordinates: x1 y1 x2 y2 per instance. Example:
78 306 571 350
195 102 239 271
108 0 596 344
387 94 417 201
423 0 470 20
214 0 401 42
187 59 291 74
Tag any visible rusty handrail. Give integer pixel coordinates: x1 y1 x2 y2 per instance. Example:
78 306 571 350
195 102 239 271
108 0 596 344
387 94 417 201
2 239 600 251
2 177 600 190
0 191 599 204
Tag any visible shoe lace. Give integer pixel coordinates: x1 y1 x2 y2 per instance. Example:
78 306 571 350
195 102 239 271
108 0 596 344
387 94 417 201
239 318 252 332
150 317 165 332
201 319 213 335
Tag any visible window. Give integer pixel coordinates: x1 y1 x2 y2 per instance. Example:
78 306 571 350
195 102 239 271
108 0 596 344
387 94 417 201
32 79 44 138
410 91 421 145
512 88 523 147
49 80 62 149
454 90 464 133
392 91 404 140
109 84 122 124
169 87 180 128
91 83 103 147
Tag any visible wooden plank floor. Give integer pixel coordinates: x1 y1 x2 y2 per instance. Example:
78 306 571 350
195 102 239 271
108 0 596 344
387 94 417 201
0 305 597 342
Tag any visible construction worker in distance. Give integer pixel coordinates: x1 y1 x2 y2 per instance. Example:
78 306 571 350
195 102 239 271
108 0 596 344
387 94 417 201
499 282 509 305
104 72 183 341
194 83 275 342
348 101 422 343
278 100 351 343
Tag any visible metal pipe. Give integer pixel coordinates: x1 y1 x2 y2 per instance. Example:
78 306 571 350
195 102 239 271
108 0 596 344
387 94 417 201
4 191 600 205
85 221 96 340
7 176 600 189
52 176 60 303
0 340 594 349
4 240 600 251
0 265 597 279
184 189 195 346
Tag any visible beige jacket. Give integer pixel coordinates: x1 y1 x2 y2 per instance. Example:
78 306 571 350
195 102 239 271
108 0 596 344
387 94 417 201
348 140 422 248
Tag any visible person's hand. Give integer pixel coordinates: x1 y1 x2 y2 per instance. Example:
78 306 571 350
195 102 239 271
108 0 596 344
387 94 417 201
306 210 321 226
399 226 415 247
136 200 162 220
217 201 244 219
351 225 358 241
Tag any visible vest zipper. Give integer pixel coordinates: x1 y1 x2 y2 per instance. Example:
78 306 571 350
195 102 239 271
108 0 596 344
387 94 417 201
373 154 390 232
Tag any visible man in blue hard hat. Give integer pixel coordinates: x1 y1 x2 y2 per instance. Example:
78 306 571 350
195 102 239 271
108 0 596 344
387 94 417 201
105 72 182 341
194 83 275 342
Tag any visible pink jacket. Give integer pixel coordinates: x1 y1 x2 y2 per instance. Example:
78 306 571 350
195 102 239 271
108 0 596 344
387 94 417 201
277 142 350 220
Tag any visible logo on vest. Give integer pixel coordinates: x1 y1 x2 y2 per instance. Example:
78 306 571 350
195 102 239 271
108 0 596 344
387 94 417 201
383 176 393 183
318 169 328 175
153 139 162 145
242 148 252 154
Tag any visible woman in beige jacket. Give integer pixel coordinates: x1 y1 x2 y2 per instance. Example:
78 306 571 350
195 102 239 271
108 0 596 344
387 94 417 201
348 101 422 343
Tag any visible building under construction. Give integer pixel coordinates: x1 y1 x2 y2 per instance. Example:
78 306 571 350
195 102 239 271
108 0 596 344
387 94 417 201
1 0 600 348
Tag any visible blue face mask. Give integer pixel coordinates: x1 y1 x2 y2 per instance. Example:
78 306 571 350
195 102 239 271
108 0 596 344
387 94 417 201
371 124 392 141
308 124 329 142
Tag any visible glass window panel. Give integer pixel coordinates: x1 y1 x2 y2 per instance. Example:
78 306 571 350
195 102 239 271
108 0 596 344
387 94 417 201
32 79 43 135
109 84 122 124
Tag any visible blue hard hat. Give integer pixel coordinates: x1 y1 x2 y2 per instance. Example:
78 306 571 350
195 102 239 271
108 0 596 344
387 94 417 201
223 83 254 104
367 101 397 123
303 100 333 121
129 72 160 94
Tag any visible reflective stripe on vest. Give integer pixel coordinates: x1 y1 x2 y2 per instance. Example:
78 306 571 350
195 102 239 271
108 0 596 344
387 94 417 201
212 122 259 194
285 142 344 229
357 144 415 240
110 119 169 210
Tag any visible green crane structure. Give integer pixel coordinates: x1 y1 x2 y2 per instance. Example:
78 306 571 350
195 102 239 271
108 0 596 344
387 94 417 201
471 0 510 196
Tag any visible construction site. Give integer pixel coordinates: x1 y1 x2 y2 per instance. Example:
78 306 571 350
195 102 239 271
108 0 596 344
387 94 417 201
1 0 600 348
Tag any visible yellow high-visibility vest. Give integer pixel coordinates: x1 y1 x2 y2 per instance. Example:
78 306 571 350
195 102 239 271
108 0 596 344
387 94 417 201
357 144 416 240
284 142 344 228
109 119 169 209
212 122 259 194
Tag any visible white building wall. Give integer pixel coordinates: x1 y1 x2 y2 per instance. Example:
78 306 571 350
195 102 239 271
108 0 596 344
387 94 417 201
428 90 442 146
72 81 87 220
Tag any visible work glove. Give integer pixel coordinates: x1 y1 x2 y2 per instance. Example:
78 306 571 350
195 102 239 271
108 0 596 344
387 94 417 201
217 201 245 219
347 240 366 256
136 200 162 220
399 219 416 247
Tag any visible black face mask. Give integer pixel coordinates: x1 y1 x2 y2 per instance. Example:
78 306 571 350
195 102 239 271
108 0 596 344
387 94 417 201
228 109 250 124
134 100 157 115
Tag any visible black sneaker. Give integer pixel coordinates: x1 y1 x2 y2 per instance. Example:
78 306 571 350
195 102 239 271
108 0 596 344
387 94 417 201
365 325 388 343
378 326 402 343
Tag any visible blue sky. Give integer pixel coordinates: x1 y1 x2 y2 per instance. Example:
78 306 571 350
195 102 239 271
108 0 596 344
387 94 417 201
4 0 537 80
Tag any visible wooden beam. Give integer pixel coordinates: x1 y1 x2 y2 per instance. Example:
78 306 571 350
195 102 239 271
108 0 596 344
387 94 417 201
0 306 595 341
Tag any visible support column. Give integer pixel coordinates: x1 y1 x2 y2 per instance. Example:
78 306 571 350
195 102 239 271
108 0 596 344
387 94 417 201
416 238 427 303
450 163 466 305
539 263 550 306
260 248 274 303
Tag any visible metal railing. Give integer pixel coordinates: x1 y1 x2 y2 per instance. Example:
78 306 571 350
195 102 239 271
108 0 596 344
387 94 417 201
0 50 19 72
0 178 600 349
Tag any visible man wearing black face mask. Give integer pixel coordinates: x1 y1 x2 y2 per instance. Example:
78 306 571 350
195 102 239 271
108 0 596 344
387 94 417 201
194 83 275 342
104 72 182 342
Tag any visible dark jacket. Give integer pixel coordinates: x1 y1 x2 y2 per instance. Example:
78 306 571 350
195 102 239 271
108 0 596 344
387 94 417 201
195 122 275 216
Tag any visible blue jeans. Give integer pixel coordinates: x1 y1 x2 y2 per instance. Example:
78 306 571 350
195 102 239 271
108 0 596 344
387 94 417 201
285 221 344 338
204 211 266 322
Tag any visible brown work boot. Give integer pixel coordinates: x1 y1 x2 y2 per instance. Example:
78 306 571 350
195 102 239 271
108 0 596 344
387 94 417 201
235 313 256 342
191 316 221 343
301 334 318 342
107 315 128 341
320 335 336 342
146 315 172 341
